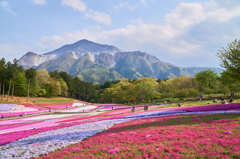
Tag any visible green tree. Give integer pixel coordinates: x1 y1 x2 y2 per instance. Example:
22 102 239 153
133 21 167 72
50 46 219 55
195 70 219 93
220 70 240 95
36 69 50 96
59 78 68 96
112 79 133 104
134 78 158 104
59 71 73 96
25 68 40 96
5 59 24 98
0 58 6 95
100 87 114 103
36 69 50 86
13 72 27 96
45 79 61 97
100 79 135 104
218 39 240 81
158 76 199 99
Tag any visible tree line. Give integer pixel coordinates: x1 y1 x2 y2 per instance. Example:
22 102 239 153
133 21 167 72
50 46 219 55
0 59 97 102
0 39 239 104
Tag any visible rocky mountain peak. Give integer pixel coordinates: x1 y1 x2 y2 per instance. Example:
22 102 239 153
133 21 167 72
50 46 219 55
44 39 120 57
24 51 39 57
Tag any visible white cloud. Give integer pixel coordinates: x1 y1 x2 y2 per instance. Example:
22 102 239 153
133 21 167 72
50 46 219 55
61 0 86 12
61 0 112 25
165 3 206 30
85 10 112 25
33 0 46 5
37 20 198 55
0 1 16 15
37 1 240 58
38 30 98 52
165 2 240 28
207 6 240 22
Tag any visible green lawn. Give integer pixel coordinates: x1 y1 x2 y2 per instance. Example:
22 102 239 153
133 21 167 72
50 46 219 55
33 98 74 103
0 101 21 104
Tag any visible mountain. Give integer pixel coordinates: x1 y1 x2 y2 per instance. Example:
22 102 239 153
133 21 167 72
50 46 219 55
18 39 222 84
182 67 222 76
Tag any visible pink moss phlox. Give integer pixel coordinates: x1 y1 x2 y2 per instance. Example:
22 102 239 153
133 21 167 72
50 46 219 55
108 147 120 154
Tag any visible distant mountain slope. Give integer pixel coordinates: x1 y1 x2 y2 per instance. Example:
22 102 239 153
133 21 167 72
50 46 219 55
18 52 55 69
182 67 223 77
113 51 183 79
18 39 222 84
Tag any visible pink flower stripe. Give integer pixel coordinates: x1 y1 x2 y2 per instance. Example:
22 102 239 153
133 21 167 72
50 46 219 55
0 120 60 135
0 120 43 131
44 105 72 109
23 104 48 110
0 103 76 118
179 103 240 112
0 113 45 126
0 115 106 145
33 103 73 109
100 106 132 110
0 123 69 145
0 107 133 145
34 102 72 106
38 113 240 159
1 102 240 148
52 103 240 126
55 110 126 124
0 110 48 118
77 100 92 105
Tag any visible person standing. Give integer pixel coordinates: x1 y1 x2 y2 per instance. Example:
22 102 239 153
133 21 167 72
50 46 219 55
131 106 135 112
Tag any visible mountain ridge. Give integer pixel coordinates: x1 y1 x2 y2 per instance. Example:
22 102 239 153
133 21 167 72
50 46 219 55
18 39 222 84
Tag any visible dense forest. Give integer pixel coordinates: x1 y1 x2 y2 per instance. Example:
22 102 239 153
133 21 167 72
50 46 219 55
0 40 239 104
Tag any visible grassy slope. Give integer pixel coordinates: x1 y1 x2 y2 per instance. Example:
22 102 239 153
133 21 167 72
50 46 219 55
0 96 74 104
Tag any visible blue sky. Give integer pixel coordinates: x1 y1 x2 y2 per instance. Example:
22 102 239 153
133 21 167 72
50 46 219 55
0 0 240 67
